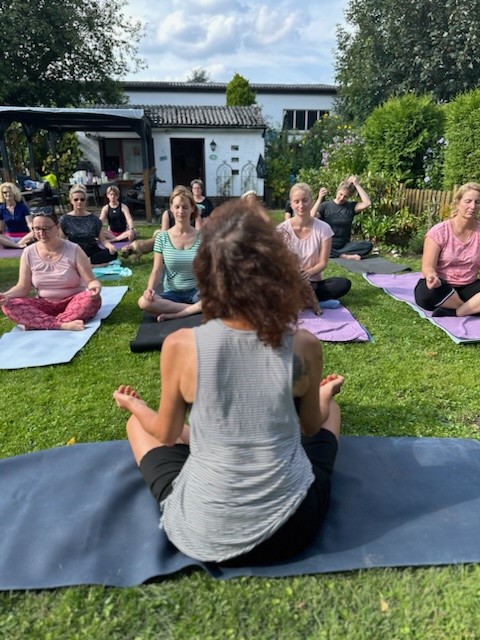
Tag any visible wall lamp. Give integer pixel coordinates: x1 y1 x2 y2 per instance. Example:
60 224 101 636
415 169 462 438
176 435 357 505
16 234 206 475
210 139 217 152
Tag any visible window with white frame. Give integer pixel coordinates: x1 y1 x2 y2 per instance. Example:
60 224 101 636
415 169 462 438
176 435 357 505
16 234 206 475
283 109 329 131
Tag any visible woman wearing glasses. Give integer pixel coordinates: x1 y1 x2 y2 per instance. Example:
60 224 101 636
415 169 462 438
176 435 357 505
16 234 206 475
59 185 117 265
0 210 102 331
0 182 34 247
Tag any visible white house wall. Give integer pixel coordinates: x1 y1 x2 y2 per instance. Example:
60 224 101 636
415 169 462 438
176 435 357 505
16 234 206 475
124 88 336 131
153 128 265 198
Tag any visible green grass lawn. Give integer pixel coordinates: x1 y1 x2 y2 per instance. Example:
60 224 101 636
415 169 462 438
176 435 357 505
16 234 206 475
1 216 480 639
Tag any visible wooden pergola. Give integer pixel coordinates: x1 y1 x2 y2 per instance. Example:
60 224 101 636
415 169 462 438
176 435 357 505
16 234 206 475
0 107 156 221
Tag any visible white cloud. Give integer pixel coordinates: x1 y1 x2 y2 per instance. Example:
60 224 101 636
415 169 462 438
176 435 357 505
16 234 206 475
124 0 348 84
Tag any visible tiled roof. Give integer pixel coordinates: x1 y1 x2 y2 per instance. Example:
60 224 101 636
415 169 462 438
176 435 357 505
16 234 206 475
130 104 267 129
123 81 337 94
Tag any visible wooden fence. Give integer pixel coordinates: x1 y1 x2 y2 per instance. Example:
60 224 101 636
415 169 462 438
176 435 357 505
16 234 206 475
398 187 455 218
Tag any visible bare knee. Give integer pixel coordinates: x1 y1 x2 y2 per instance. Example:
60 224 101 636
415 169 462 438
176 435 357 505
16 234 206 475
138 294 149 310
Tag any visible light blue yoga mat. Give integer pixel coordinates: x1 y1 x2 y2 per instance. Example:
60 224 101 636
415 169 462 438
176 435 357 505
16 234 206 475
0 286 128 369
1 435 480 590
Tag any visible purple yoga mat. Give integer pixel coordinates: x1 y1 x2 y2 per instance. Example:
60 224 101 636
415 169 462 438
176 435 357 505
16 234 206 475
0 246 23 259
365 272 480 343
298 307 370 342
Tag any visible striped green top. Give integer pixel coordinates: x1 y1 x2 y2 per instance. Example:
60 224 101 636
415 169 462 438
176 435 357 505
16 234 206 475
153 231 201 292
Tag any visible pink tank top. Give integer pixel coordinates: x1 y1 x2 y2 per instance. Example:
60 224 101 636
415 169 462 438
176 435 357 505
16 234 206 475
26 240 85 299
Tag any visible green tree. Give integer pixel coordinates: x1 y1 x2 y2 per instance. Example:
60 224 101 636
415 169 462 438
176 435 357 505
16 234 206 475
186 68 211 83
335 0 480 123
226 73 256 106
0 0 145 107
363 94 444 186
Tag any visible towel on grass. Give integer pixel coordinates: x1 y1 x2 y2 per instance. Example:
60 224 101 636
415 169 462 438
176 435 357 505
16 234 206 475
0 286 128 369
331 256 411 275
297 307 370 342
1 435 480 590
92 259 132 281
130 306 370 353
364 272 480 344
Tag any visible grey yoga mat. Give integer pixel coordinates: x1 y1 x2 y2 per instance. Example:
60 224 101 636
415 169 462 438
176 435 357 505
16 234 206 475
1 435 480 589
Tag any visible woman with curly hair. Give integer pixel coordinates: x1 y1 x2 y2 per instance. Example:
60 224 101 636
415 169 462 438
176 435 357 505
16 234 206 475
114 199 344 565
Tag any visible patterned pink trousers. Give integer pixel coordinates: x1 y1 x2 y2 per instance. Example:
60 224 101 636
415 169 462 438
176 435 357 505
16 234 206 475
2 291 102 330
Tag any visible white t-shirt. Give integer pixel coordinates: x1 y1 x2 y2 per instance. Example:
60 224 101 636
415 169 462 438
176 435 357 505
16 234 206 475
277 218 334 282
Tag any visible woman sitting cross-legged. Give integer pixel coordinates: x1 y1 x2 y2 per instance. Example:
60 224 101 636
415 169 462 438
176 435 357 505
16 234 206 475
0 181 35 247
277 182 351 303
114 199 344 566
0 210 102 330
99 185 138 243
138 186 202 322
59 184 118 266
414 182 480 317
310 176 372 260
122 187 201 261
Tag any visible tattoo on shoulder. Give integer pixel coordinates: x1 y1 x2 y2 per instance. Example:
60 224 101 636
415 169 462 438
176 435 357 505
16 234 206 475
293 354 310 382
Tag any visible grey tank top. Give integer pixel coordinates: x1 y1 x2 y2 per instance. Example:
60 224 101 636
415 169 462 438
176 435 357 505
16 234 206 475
160 319 314 562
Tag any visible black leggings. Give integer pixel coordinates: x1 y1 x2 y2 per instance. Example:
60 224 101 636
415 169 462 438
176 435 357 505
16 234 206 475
311 277 351 302
88 247 118 265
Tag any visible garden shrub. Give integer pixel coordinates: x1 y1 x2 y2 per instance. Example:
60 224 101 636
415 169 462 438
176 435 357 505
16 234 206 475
363 94 444 187
443 88 480 189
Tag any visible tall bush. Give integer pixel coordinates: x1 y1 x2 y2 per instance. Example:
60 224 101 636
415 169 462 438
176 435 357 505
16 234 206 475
363 94 444 186
443 88 480 189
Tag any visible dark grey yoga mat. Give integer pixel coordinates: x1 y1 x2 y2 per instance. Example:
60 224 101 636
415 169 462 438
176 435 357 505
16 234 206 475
331 256 411 274
1 435 480 590
130 313 204 352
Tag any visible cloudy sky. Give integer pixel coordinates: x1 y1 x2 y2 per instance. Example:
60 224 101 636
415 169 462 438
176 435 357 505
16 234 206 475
123 0 349 85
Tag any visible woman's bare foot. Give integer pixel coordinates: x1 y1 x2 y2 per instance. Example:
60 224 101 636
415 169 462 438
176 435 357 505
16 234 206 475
60 320 85 331
157 309 192 322
339 253 361 260
157 312 181 322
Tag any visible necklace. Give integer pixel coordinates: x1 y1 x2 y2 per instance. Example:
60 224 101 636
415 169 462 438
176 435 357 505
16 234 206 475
43 241 62 261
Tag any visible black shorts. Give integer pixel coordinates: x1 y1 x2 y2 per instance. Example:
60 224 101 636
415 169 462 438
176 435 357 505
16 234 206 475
415 277 480 311
139 429 338 565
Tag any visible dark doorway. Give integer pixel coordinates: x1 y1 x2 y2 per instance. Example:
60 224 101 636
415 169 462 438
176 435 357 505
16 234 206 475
170 138 205 191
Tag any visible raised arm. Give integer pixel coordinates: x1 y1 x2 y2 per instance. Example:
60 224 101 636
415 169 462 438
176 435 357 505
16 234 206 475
310 187 328 217
347 176 371 213
421 236 442 288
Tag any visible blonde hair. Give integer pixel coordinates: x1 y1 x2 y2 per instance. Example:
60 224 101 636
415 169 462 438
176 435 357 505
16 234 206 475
169 185 199 221
69 184 87 200
289 182 313 200
106 185 120 197
0 182 22 204
450 182 480 217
